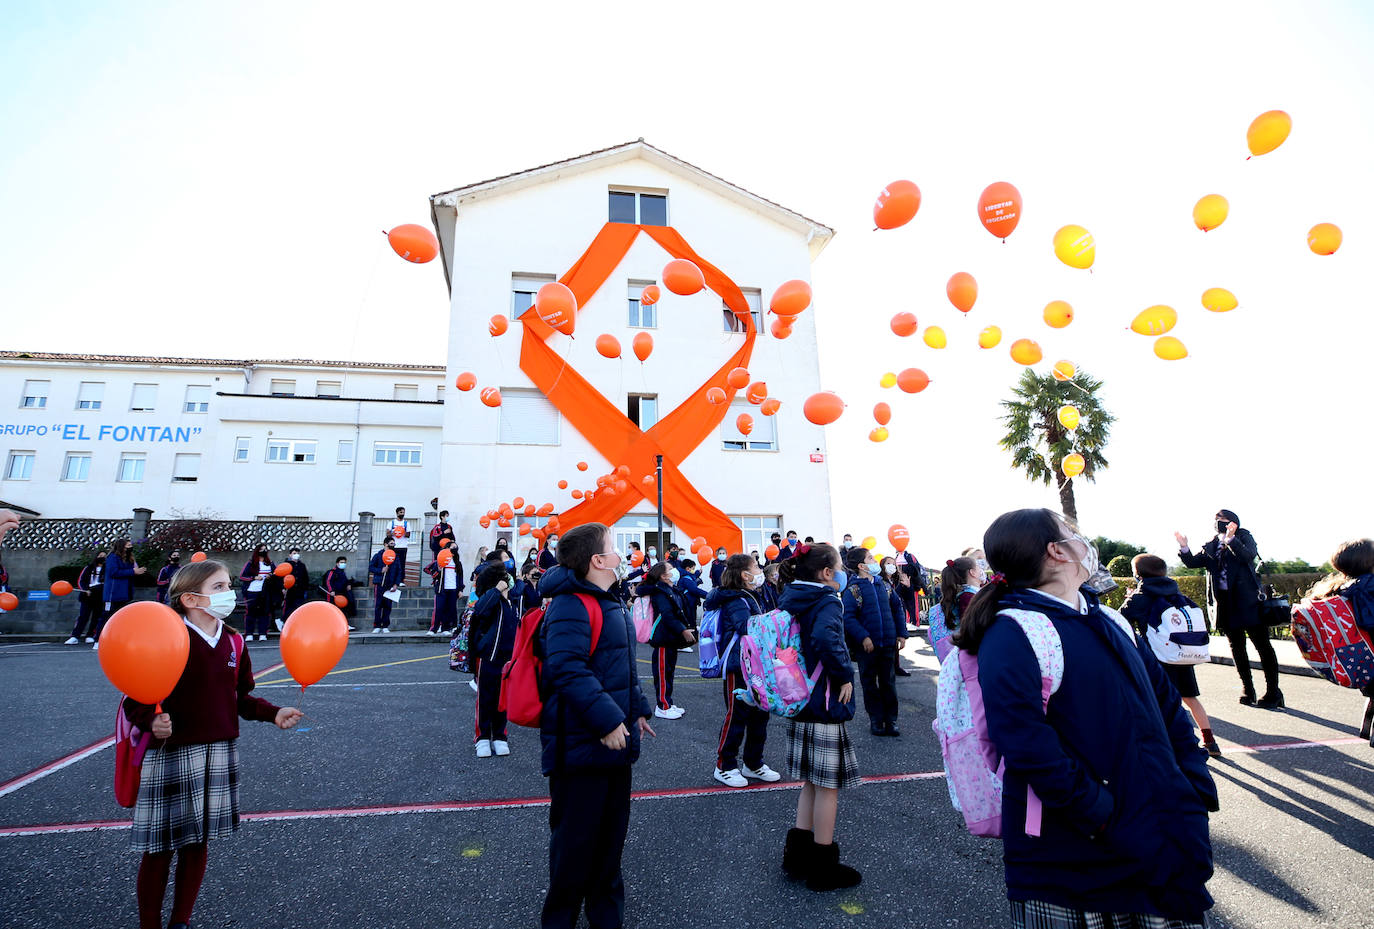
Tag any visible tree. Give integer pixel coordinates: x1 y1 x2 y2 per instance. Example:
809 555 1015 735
1092 536 1147 567
1000 368 1116 524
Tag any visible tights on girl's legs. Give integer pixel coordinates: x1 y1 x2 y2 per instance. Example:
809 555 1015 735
138 844 208 929
794 782 840 844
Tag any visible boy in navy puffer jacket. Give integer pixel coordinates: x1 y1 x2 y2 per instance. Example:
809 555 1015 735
841 548 905 736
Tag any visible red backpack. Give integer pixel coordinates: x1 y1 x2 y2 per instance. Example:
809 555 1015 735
500 594 602 728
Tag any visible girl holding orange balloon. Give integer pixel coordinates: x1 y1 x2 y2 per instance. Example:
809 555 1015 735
97 539 147 649
124 560 301 929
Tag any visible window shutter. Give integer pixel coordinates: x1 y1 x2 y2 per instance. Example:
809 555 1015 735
499 390 560 445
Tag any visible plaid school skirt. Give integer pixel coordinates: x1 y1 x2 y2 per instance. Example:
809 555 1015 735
786 719 860 790
1010 899 1206 929
130 740 240 853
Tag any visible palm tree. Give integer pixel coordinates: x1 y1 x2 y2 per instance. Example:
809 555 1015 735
999 368 1115 523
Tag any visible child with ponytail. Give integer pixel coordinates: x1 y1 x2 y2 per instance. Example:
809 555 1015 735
928 556 982 662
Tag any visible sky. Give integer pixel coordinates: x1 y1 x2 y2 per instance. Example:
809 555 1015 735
2 1 1372 563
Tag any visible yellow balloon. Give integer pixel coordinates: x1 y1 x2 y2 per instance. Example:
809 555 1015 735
1130 305 1177 336
1043 300 1074 328
1052 360 1076 381
1053 225 1095 270
1247 109 1292 157
1154 336 1188 361
1193 194 1229 232
868 427 889 443
861 536 878 550
880 372 897 389
1308 223 1342 255
1061 453 1086 478
1201 288 1237 312
1058 405 1080 430
923 326 947 349
1009 338 1042 366
978 325 1002 349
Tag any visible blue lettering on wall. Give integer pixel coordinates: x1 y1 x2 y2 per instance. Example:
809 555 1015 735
4 423 203 444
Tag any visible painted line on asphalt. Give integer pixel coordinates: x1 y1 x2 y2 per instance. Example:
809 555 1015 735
254 653 447 687
0 737 1360 838
257 679 461 689
0 662 286 800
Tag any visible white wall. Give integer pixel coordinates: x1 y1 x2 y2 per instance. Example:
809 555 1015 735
439 155 834 555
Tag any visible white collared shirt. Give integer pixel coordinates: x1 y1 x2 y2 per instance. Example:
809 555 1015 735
1029 587 1089 614
184 616 224 649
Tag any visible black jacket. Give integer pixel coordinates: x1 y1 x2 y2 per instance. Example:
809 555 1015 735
1178 529 1260 631
703 586 762 675
778 582 855 723
638 581 690 648
471 588 518 661
1121 576 1199 638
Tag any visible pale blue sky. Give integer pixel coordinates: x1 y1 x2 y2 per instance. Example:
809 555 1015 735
3 1 1372 563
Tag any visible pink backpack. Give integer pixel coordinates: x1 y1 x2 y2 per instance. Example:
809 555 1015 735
631 595 654 644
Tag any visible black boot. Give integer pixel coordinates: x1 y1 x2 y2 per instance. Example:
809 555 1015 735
782 828 813 879
883 720 901 737
1360 698 1374 741
1257 689 1286 710
805 841 862 891
1238 686 1257 706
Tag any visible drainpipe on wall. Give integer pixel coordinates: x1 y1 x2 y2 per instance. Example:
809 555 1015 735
346 400 362 520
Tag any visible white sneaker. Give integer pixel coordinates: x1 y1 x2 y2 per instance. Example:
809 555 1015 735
381 628 391 634
426 629 435 636
84 637 94 643
92 642 99 650
469 679 479 693
64 637 79 645
741 763 782 782
679 645 693 652
493 740 510 756
653 705 685 720
475 740 493 758
275 618 285 632
372 627 381 634
714 767 748 788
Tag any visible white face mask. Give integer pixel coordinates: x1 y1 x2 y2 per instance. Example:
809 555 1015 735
289 553 299 562
748 572 764 588
667 569 681 585
196 590 237 619
884 563 897 576
648 549 657 558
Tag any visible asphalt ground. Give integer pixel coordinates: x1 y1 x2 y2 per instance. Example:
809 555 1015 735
1 635 1372 929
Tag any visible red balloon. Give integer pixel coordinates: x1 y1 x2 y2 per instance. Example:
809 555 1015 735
663 259 705 296
727 367 751 389
737 413 754 435
489 314 509 337
947 272 978 313
387 224 439 263
535 282 578 336
873 402 892 426
769 280 813 317
978 182 1023 240
897 368 931 393
632 332 654 362
455 372 477 391
273 562 293 577
760 398 781 416
874 180 922 230
890 312 918 337
746 381 768 405
595 334 622 359
480 387 502 408
640 284 660 306
97 601 189 705
281 602 350 689
803 392 845 425
707 387 727 405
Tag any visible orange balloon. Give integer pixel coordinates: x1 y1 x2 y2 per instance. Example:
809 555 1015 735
596 474 611 489
873 402 891 426
479 515 491 528
888 524 910 552
614 464 630 479
695 545 714 565
333 594 349 609
97 601 189 705
280 601 350 689
489 315 509 337
1308 223 1342 255
480 387 502 408
50 580 73 597
438 549 453 567
630 550 645 567
746 381 768 405
1052 360 1077 382
535 282 577 336
1043 300 1074 328
641 474 656 488
663 259 705 296
522 505 535 517
769 318 794 339
577 461 589 471
381 549 396 565
513 496 525 509
595 334 622 359
803 392 845 425
707 387 727 405
387 224 439 264
691 536 708 551
283 574 296 590
190 552 207 563
873 179 922 230
890 312 918 337
978 182 1022 240
1009 338 1043 366
455 372 477 391
537 503 555 516
497 517 512 528
640 284 660 306
557 480 568 490
392 525 407 539
760 397 781 416
571 489 584 499
519 524 532 536
273 562 292 577
632 331 654 362
946 272 978 313
896 368 930 393
737 413 754 435
765 545 780 560
727 367 751 389
769 280 813 317
0 591 18 610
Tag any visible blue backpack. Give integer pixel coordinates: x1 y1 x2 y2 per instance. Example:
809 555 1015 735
733 609 824 717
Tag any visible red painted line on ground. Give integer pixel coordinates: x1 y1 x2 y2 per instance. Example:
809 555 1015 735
0 661 286 800
1 734 1357 838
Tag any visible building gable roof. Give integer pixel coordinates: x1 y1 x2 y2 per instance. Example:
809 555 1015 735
0 351 442 373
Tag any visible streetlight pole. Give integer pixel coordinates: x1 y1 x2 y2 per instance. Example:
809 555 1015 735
655 454 664 564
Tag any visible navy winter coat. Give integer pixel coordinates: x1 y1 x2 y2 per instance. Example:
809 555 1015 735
471 587 519 660
677 571 707 614
841 575 901 649
777 582 855 723
880 576 907 628
368 551 403 589
709 558 728 588
978 588 1217 921
703 586 763 675
1339 573 1374 631
537 567 652 775
104 554 137 603
1120 576 1198 639
638 580 690 648
1178 529 1260 631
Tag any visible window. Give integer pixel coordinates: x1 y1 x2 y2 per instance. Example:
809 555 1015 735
373 442 422 466
723 288 764 333
627 394 658 430
183 385 210 413
266 439 316 463
62 453 91 482
393 384 418 401
733 516 783 557
20 380 48 409
269 379 296 397
627 280 657 328
511 273 555 319
316 380 342 398
498 389 560 445
436 385 445 403
117 453 145 482
722 400 777 452
337 440 354 464
608 189 668 226
5 451 34 480
172 454 201 482
234 437 250 463
130 383 157 411
77 382 104 410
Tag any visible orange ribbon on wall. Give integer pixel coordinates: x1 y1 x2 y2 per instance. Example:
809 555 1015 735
517 223 756 552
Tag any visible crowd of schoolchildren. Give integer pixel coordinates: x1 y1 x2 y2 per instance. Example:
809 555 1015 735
6 500 1373 929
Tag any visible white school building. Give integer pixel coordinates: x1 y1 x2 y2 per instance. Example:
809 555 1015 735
0 140 837 557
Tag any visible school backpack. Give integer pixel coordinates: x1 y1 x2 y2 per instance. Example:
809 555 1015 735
1145 595 1210 666
448 605 473 673
697 607 725 678
631 594 654 644
500 595 603 728
733 609 824 717
1291 596 1374 689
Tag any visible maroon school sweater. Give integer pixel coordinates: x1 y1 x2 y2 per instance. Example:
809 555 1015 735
123 625 281 747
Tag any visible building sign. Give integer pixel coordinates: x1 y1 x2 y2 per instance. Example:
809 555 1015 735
0 423 203 443
809 452 825 463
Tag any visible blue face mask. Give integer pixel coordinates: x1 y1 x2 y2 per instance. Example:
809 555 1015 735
833 569 848 591
504 559 515 571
